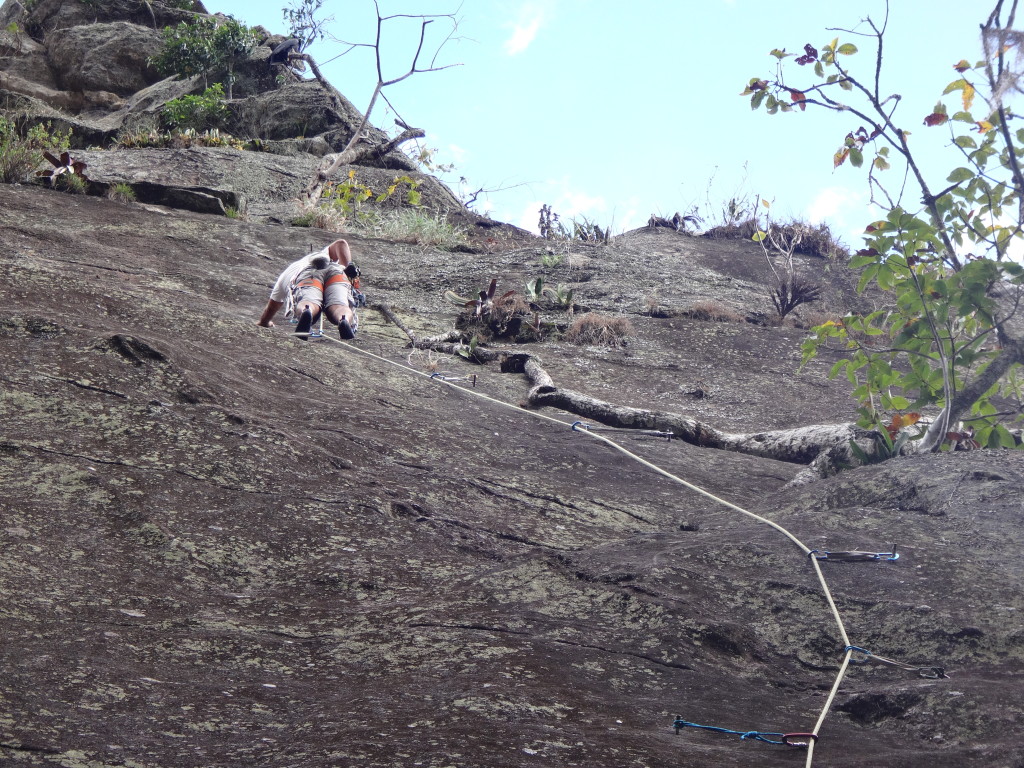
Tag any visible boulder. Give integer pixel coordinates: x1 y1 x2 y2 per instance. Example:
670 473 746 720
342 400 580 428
2 0 207 37
0 74 123 113
225 80 345 143
0 19 58 89
47 22 163 96
225 82 417 171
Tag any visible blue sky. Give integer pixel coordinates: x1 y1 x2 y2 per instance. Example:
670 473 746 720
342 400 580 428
213 0 984 246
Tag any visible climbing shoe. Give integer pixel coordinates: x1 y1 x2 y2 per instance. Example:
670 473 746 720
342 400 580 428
295 307 313 338
338 316 356 340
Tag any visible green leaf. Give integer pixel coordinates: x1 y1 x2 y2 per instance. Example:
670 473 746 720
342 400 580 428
848 439 871 464
849 147 864 167
752 230 768 242
857 263 880 292
954 135 977 149
947 167 974 183
837 42 858 55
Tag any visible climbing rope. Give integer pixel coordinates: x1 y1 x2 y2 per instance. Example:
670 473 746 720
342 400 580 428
289 329 932 767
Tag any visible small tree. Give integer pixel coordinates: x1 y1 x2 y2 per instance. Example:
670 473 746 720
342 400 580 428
753 200 823 320
212 18 260 98
150 16 259 98
160 84 229 132
742 1 1024 451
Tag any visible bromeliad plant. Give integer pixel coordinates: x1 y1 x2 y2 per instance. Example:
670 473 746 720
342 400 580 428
36 150 88 187
743 2 1024 452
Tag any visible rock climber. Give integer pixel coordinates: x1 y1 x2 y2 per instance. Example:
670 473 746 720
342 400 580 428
256 238 360 340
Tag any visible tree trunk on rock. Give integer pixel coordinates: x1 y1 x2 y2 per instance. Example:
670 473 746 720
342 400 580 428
521 362 875 481
397 331 881 482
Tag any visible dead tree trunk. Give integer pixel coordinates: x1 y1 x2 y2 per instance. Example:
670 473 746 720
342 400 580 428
390 329 882 482
522 361 875 481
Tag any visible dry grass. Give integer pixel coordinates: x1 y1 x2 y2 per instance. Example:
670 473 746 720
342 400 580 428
789 308 842 330
492 291 531 317
680 300 746 323
564 313 634 347
702 218 760 240
702 217 847 261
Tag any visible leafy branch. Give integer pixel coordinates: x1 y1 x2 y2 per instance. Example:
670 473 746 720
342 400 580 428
749 0 1024 453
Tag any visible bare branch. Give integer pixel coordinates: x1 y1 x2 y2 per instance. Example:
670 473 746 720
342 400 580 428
292 3 462 203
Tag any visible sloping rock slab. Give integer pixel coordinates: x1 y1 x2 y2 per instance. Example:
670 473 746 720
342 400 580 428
1 184 1022 768
72 147 463 220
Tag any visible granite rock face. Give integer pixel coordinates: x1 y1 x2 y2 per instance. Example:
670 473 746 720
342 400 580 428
2 2 1021 766
1 182 1022 768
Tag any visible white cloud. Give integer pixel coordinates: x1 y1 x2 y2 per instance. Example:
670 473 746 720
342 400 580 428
508 180 610 234
503 3 546 56
806 186 850 223
805 185 870 246
515 199 544 233
446 142 467 164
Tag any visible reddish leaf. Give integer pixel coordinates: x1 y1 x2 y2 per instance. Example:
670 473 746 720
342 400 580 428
789 90 807 111
953 59 970 73
923 112 948 127
796 43 818 65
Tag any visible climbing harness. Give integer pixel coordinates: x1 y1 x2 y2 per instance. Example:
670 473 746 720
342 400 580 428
810 546 899 562
845 646 947 679
572 420 674 441
672 718 818 747
290 328 947 768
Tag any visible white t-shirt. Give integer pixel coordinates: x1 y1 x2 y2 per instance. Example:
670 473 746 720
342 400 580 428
268 246 330 303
